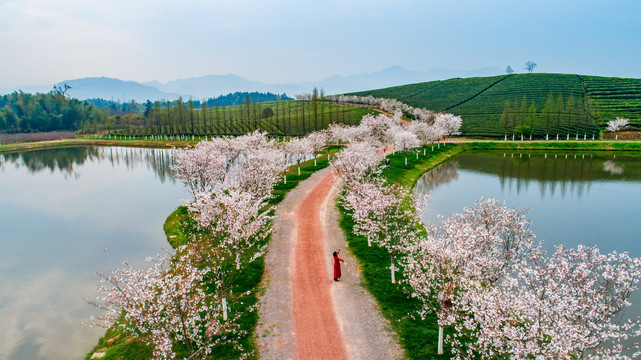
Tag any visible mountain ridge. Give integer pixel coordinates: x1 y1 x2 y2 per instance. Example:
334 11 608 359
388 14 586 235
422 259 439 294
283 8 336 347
0 66 501 102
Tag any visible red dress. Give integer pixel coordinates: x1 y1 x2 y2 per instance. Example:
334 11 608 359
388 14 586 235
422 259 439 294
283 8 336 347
333 256 344 279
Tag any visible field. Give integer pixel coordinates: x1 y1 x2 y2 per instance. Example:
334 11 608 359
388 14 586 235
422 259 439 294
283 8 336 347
351 73 641 138
113 100 376 137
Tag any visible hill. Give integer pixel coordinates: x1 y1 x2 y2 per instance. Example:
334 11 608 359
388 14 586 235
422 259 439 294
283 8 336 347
350 73 641 138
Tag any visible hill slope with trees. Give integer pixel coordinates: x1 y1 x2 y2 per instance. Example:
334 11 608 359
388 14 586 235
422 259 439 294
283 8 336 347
350 73 641 138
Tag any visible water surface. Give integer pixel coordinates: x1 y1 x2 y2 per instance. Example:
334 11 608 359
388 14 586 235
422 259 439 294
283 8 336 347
0 146 188 360
416 151 641 254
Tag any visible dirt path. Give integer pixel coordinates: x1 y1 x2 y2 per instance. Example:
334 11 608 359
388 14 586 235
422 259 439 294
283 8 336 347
257 167 404 360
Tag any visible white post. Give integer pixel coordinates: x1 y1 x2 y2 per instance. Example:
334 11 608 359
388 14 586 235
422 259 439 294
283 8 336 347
284 174 287 184
314 158 317 166
504 134 507 141
438 325 444 355
222 295 228 321
546 134 549 141
298 166 301 175
236 252 240 270
391 256 396 284
423 148 426 156
405 156 407 165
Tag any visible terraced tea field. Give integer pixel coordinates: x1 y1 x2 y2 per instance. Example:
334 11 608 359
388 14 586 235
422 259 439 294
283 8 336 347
351 73 641 138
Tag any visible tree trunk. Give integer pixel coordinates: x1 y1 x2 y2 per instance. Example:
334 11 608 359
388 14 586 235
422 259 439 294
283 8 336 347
438 325 444 355
298 165 301 175
405 156 407 165
284 174 287 184
222 293 228 321
367 236 371 247
391 254 396 284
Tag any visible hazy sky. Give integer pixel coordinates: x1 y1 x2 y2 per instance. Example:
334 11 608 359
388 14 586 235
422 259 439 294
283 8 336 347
1 0 640 86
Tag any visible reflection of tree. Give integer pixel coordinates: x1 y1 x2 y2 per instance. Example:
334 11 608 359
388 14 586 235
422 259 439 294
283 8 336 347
418 152 637 199
0 146 177 183
602 160 624 175
414 160 459 194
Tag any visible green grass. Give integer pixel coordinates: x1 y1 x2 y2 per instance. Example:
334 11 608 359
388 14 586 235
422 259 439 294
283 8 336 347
86 149 337 360
351 73 641 138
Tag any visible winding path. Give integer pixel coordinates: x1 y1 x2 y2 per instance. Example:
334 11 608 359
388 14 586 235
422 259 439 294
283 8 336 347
256 167 403 360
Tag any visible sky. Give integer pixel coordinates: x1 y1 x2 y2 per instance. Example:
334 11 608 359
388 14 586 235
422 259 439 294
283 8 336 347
0 0 640 87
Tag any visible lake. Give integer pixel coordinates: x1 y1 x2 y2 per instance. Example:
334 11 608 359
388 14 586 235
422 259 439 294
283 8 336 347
415 150 641 328
0 146 188 360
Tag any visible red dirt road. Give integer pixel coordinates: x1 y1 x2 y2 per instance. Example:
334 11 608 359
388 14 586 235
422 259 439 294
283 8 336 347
292 172 348 359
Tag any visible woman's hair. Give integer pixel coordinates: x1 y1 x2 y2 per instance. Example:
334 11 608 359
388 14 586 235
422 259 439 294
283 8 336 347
333 251 337 257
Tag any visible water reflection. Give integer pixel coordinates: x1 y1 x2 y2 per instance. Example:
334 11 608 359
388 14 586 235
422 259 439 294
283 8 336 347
418 152 637 201
0 146 188 360
414 160 459 193
0 146 176 183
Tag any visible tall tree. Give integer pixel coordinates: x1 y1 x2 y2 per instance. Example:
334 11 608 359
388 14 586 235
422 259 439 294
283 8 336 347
542 94 554 140
499 100 511 139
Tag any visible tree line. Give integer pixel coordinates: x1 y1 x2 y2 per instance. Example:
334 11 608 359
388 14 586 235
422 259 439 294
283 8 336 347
0 87 364 137
499 94 599 140
0 90 108 133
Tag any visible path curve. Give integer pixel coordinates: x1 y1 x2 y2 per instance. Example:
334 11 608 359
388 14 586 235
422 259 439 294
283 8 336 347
257 167 404 360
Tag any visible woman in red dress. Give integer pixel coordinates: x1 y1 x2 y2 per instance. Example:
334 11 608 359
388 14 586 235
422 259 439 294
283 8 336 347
333 250 345 281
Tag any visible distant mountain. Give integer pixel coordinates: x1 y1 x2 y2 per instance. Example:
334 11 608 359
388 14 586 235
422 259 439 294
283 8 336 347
0 66 503 102
60 77 181 103
304 66 502 94
144 74 305 99
143 66 501 98
1 77 180 103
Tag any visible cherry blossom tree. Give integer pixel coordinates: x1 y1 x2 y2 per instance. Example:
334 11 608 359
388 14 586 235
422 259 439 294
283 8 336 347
343 176 427 283
172 131 285 198
284 136 313 175
393 129 420 165
358 112 401 149
188 189 272 320
88 248 246 360
330 141 381 185
607 117 630 140
403 198 539 354
434 113 462 142
457 244 641 359
305 130 328 166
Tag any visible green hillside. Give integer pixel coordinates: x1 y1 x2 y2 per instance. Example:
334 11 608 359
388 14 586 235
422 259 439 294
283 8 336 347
351 73 641 138
104 100 375 137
